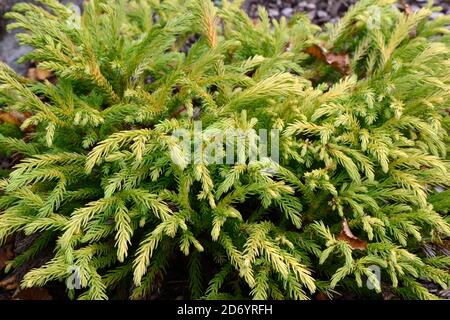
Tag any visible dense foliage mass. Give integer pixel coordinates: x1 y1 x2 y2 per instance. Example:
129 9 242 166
0 0 449 300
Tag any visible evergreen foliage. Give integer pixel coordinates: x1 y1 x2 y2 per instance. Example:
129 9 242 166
0 0 449 300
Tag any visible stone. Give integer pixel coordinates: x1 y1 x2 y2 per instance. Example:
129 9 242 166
298 1 308 8
268 8 279 18
281 7 294 17
317 10 328 18
0 0 84 75
431 12 444 20
0 31 32 75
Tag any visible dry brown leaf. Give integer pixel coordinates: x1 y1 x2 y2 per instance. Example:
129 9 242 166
27 67 37 81
0 111 21 125
27 67 52 81
11 110 31 123
337 218 367 250
36 68 52 81
305 44 350 75
0 110 32 133
13 287 52 300
0 275 18 291
0 110 31 126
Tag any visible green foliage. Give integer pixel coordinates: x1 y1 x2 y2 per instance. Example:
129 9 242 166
0 0 449 300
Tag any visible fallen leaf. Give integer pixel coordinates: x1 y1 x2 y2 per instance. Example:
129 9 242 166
0 111 21 125
305 44 350 75
36 68 52 81
0 275 18 291
11 110 31 123
13 287 52 300
0 110 31 126
337 218 367 250
305 44 327 61
27 67 52 81
27 68 37 81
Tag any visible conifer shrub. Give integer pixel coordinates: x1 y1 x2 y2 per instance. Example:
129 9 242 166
0 0 449 300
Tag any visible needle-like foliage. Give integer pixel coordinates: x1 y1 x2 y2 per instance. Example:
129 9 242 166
0 0 449 300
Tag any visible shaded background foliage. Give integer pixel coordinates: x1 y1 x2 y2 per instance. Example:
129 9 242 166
2 0 450 74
